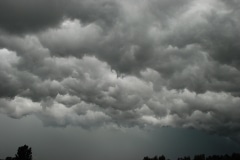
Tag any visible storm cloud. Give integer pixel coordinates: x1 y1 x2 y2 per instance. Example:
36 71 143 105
1 0 240 143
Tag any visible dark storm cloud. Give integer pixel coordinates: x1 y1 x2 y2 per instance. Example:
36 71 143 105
1 0 240 142
162 0 240 67
0 0 65 33
0 0 120 34
37 0 193 73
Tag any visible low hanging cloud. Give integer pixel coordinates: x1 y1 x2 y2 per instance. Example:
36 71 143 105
0 0 240 142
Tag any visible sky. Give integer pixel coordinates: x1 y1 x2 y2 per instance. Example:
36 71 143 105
0 0 240 160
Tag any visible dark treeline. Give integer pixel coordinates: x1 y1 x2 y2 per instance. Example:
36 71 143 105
2 145 32 160
2 145 240 160
143 153 240 160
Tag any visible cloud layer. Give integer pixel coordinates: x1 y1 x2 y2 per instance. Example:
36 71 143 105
0 0 240 141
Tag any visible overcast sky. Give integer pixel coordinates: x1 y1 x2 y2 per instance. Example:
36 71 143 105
0 0 240 160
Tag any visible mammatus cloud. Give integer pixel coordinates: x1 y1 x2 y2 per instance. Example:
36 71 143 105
0 0 240 142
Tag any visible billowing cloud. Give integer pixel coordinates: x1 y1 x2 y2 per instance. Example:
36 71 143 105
0 0 240 143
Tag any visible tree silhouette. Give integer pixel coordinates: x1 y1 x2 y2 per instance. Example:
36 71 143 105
143 156 150 160
159 155 166 160
15 145 32 160
193 154 205 160
2 144 240 160
5 157 15 160
142 153 240 160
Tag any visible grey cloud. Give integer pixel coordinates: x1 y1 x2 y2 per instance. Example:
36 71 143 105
0 0 65 34
38 0 193 73
1 0 240 143
0 0 120 34
162 0 240 68
0 96 42 118
1 40 240 141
